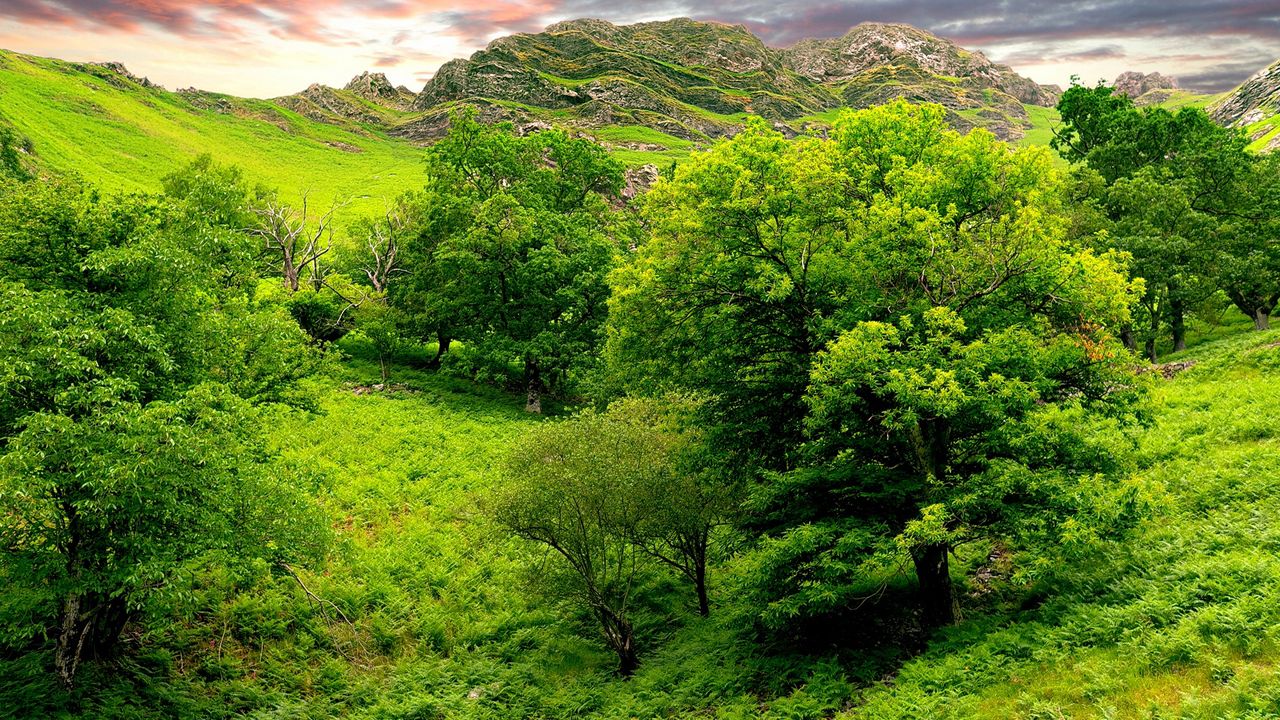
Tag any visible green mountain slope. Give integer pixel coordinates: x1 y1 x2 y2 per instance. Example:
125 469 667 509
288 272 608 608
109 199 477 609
0 50 424 215
848 324 1280 719
37 314 1280 719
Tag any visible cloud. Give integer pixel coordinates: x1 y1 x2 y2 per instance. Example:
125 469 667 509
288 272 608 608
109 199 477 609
1 0 1277 95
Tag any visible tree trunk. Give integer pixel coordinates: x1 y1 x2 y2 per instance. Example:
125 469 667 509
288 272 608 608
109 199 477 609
524 358 543 414
88 594 131 660
598 607 638 678
428 333 452 369
1255 308 1272 331
1170 296 1187 353
55 592 88 688
378 354 389 384
1120 326 1137 352
1146 337 1158 364
912 543 956 628
694 561 710 618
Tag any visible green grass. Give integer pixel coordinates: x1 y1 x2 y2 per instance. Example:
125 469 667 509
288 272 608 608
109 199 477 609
1019 103 1061 148
1243 113 1280 153
0 50 425 217
1150 90 1223 111
841 325 1280 719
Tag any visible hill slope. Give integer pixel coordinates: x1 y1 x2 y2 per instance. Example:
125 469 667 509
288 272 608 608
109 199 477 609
0 50 424 215
24 313 1280 719
1210 58 1280 151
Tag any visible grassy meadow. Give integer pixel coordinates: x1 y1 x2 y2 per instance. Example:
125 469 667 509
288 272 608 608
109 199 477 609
0 51 425 217
14 315 1277 719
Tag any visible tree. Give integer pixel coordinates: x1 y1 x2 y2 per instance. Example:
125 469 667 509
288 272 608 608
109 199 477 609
607 101 1142 630
384 189 474 368
1054 82 1253 352
406 112 625 411
605 115 856 473
493 405 669 676
357 297 403 384
618 397 736 617
1216 154 1280 330
802 301 1136 627
1105 169 1218 358
0 164 328 687
251 191 343 293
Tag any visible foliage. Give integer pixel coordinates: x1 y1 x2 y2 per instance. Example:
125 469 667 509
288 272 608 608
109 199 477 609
608 100 1143 630
0 164 328 688
394 111 625 411
1053 81 1270 349
492 396 713 674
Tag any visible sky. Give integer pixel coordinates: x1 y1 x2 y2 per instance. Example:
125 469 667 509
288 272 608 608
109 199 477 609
1 1 1278 99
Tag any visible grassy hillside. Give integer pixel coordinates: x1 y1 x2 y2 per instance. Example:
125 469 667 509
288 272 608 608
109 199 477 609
0 50 425 216
848 320 1280 719
25 314 1280 720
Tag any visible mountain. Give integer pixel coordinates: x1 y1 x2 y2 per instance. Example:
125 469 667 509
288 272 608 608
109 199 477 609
408 18 1058 142
1112 70 1180 105
1210 58 1280 151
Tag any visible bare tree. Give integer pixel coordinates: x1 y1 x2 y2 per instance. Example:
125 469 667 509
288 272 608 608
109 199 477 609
362 203 410 293
251 192 344 292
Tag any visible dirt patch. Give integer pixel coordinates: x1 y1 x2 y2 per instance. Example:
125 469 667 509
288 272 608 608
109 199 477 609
1137 360 1198 379
324 140 363 153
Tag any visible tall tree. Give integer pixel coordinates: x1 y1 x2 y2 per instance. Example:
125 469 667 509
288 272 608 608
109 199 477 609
404 112 625 411
608 101 1142 629
1216 154 1280 330
1054 82 1253 352
0 163 328 687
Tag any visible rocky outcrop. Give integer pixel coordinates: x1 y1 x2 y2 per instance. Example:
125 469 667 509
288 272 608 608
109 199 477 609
782 23 1057 107
344 71 415 109
1113 71 1178 99
81 61 157 90
409 18 1050 141
275 84 384 126
622 164 660 202
1210 59 1280 128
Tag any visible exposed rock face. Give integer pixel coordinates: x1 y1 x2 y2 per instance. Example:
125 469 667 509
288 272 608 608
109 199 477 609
1210 59 1280 128
1113 71 1178 99
411 17 1052 141
622 164 660 203
782 23 1057 107
277 84 384 126
344 71 415 108
82 61 157 89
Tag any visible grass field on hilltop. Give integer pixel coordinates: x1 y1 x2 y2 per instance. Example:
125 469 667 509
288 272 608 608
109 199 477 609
0 50 426 217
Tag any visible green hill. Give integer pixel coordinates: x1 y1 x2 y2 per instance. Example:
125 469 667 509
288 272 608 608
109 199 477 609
411 18 1058 143
1210 58 1280 152
0 50 424 216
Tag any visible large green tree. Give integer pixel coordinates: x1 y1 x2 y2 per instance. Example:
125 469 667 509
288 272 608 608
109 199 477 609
1054 82 1257 350
1215 154 1280 330
395 112 625 411
608 101 1142 629
0 162 328 687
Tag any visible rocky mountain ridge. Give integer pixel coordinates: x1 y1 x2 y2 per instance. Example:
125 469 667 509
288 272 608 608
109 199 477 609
1113 71 1179 105
402 18 1059 141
